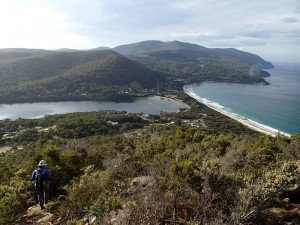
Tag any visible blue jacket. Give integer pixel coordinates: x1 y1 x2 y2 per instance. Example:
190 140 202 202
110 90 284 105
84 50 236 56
31 167 51 184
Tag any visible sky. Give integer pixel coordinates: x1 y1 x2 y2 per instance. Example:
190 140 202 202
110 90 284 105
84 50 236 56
0 0 299 63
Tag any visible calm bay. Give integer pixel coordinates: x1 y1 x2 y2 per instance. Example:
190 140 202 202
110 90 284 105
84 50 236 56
0 96 185 120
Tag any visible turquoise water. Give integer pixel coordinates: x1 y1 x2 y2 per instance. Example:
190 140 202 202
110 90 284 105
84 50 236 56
188 62 300 134
0 96 185 120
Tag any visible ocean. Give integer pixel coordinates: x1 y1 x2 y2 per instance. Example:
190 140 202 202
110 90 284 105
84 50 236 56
187 62 300 135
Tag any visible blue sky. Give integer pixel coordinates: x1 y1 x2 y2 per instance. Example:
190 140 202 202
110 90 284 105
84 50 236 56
1 0 299 62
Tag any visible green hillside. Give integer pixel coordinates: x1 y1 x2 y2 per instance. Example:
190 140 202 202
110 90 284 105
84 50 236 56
0 40 275 103
1 94 299 224
114 40 214 56
114 40 274 69
0 48 47 61
114 40 273 83
0 43 298 224
0 49 165 103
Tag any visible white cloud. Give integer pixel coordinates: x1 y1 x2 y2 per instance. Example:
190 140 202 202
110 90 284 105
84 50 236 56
0 0 91 49
0 0 299 62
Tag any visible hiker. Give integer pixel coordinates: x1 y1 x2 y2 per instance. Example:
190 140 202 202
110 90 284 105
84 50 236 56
30 160 51 209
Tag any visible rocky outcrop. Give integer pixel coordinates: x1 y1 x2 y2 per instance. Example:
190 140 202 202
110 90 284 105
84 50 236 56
16 204 54 225
262 183 300 225
109 176 156 225
263 207 300 225
109 208 130 225
126 176 156 195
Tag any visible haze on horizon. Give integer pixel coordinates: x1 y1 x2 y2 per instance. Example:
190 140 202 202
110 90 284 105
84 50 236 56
1 0 299 63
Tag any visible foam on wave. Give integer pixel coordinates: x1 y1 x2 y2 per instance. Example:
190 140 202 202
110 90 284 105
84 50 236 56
183 85 291 137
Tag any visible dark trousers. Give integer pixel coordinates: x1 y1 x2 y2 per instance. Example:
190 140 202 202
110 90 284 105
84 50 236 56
37 184 49 206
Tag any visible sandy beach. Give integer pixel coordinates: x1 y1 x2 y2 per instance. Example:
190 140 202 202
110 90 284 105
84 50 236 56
164 94 191 111
183 85 291 137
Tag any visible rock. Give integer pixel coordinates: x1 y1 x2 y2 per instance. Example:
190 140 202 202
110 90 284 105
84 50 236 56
281 185 300 209
104 176 156 224
127 176 156 195
76 215 97 225
262 181 300 225
109 209 129 225
76 219 85 225
282 198 292 209
263 207 300 225
16 204 54 225
282 186 300 198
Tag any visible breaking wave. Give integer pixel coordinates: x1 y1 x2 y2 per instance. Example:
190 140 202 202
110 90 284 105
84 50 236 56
183 85 291 137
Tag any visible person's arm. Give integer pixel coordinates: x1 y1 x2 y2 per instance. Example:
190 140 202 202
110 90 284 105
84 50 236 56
45 170 51 183
30 170 36 181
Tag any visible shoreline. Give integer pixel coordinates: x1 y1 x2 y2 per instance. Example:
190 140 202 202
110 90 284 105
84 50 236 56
163 94 191 111
183 85 291 137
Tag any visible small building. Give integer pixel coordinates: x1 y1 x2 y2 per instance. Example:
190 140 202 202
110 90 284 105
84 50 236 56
107 121 119 126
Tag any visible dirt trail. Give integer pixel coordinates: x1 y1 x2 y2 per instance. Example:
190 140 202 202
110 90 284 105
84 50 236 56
0 146 11 153
16 204 54 225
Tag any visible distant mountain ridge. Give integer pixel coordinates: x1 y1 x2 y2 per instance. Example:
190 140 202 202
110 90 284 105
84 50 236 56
0 40 274 103
112 40 273 84
114 40 207 55
113 40 274 69
0 48 47 61
213 47 274 69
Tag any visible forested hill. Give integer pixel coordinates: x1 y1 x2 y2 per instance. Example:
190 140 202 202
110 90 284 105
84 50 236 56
1 97 300 224
0 49 165 103
113 40 274 83
0 40 275 103
114 40 274 69
0 48 47 61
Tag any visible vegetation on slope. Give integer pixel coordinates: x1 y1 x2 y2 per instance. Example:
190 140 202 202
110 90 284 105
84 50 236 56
0 95 299 225
0 49 165 103
114 40 274 69
114 40 273 84
0 41 274 103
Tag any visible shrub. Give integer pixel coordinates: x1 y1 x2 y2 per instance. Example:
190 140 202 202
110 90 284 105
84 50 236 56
0 176 32 224
234 161 299 223
91 191 122 222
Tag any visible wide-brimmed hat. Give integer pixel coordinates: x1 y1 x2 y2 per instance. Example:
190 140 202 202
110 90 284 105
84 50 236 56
38 160 47 167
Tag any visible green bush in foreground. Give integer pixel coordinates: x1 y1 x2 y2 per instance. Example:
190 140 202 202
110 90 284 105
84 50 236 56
1 110 300 224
